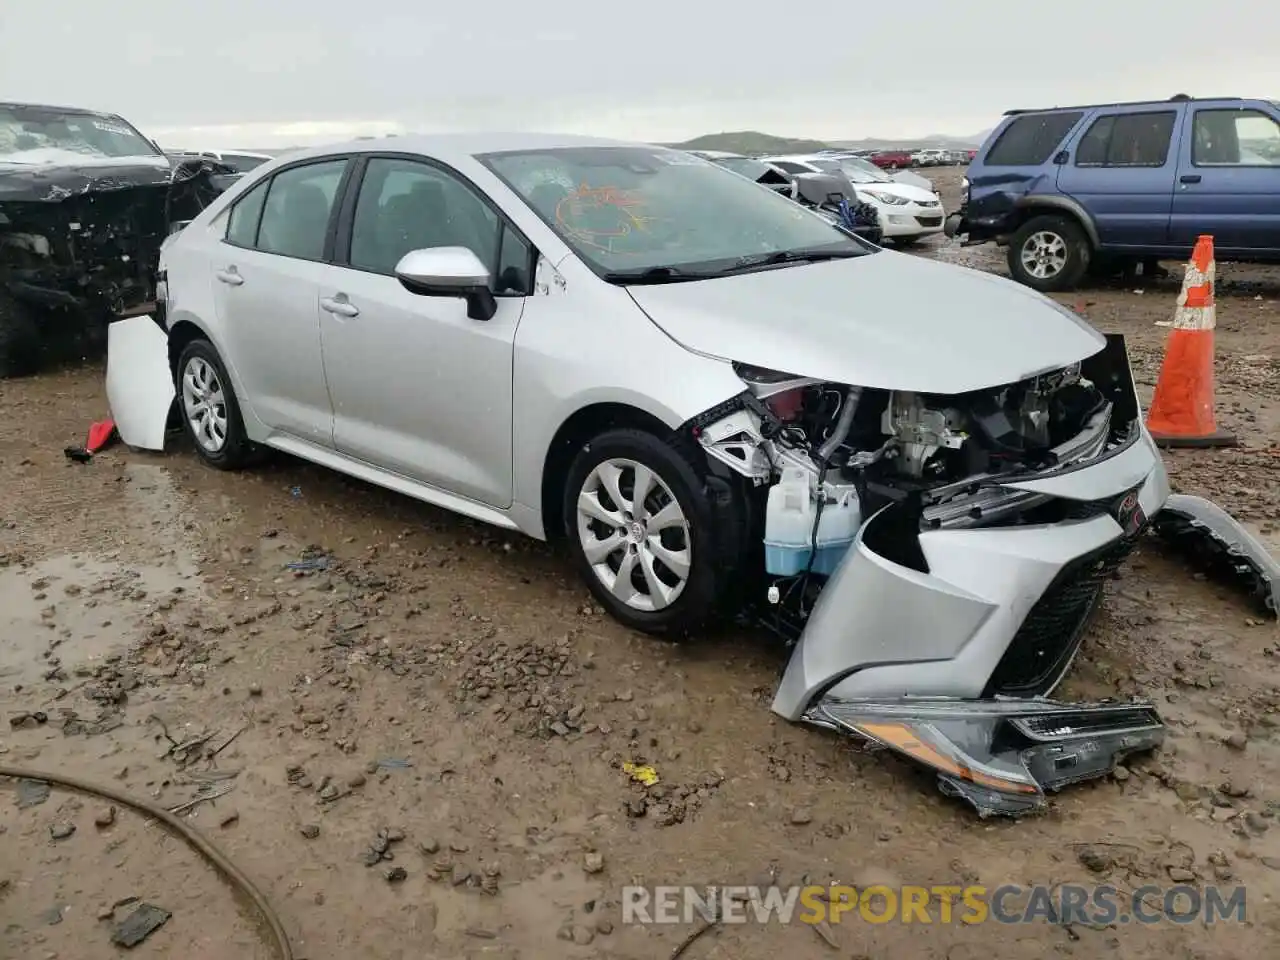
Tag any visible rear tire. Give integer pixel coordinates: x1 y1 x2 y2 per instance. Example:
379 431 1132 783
0 289 42 379
563 428 742 637
176 338 255 470
1007 215 1091 292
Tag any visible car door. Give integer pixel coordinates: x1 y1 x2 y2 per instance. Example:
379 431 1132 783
317 154 530 508
1170 103 1280 254
1054 106 1180 250
210 156 350 446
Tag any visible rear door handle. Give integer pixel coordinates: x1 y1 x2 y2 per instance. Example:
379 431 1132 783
215 267 244 286
320 295 359 318
1179 174 1202 184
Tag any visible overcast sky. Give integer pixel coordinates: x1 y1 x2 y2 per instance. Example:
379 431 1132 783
1 1 1274 149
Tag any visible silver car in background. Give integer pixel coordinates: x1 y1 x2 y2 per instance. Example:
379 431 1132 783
158 133 1174 815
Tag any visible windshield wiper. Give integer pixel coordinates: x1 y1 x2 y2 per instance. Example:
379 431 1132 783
708 248 864 276
601 266 707 285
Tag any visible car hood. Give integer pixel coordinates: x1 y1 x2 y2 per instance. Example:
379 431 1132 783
626 251 1105 394
890 170 935 193
0 155 175 202
854 179 937 203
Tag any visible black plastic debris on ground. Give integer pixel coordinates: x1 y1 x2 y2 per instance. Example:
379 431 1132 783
112 902 171 948
16 778 51 809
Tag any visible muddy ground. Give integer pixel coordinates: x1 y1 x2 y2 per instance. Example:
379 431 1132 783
2 167 1279 960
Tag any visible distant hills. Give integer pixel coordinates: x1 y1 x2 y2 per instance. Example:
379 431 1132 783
669 129 992 155
200 128 994 159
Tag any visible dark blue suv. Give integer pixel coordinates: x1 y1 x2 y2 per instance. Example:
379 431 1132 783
945 95 1280 291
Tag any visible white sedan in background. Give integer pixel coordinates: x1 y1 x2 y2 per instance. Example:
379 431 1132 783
761 154 945 245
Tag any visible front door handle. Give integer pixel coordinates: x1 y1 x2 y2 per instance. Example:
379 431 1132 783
320 295 359 318
1179 174 1202 184
215 267 244 286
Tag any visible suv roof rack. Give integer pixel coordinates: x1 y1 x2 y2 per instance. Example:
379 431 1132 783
1003 95 1241 116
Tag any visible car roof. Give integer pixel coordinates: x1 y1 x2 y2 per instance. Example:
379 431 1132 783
280 131 657 165
688 149 745 159
0 100 128 120
203 149 274 158
1002 95 1249 116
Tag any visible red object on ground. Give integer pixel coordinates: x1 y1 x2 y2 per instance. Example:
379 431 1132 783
64 418 118 463
86 419 117 453
1145 235 1237 448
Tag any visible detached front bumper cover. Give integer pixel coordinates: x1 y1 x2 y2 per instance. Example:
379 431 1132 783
809 697 1164 817
1153 494 1280 618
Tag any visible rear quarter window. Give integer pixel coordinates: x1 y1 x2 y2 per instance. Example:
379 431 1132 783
984 112 1085 166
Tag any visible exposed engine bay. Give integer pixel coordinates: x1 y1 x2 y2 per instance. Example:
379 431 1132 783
692 336 1143 644
679 335 1188 817
1 99 239 378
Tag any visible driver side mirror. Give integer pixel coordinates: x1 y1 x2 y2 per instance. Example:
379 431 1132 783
394 247 497 321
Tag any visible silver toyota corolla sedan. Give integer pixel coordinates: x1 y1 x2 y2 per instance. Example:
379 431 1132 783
157 132 1177 814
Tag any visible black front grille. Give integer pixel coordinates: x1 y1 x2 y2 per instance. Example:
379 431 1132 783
915 216 943 227
986 533 1140 697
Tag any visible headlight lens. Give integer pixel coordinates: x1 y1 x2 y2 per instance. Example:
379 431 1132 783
861 189 909 205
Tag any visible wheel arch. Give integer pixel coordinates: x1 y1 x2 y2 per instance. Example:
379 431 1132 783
539 402 677 544
1012 196 1101 249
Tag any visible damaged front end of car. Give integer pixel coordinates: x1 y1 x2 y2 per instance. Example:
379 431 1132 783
0 155 236 377
687 333 1178 815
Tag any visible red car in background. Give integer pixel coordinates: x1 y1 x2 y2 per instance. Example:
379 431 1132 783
869 149 913 169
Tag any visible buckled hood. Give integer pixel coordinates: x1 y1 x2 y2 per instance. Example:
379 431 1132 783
627 250 1106 394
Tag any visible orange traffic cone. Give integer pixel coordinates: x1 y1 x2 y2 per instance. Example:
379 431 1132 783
1145 235 1237 448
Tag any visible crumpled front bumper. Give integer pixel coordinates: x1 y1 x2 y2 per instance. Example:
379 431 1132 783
771 419 1171 815
773 426 1170 716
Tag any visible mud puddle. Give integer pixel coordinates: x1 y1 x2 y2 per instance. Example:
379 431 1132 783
0 555 194 688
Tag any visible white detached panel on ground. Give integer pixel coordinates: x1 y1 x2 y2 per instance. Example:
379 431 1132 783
106 315 174 451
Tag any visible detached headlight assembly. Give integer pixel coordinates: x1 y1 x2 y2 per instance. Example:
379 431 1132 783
860 190 909 205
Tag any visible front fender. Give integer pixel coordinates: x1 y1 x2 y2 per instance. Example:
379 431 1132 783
1014 195 1101 248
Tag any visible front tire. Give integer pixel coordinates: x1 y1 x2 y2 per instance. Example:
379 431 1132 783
1007 215 1091 292
563 428 732 636
176 339 255 470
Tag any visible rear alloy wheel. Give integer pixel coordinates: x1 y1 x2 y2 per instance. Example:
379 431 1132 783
1007 215 1090 292
564 429 725 635
177 339 255 469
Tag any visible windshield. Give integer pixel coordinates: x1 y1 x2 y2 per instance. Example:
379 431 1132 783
0 105 159 163
712 155 773 180
836 157 894 183
223 154 270 172
809 157 891 184
480 146 866 278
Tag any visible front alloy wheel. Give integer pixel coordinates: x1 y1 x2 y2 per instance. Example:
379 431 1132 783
1019 230 1068 281
576 457 692 613
563 428 731 636
1007 215 1090 292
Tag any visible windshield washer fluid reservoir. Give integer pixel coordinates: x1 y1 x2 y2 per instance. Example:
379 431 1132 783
764 467 862 576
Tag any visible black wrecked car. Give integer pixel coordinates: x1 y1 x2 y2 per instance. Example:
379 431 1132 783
0 101 237 377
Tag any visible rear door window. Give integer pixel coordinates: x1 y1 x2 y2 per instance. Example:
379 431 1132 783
225 179 269 247
1192 108 1280 166
985 112 1084 166
256 159 348 261
1074 111 1175 167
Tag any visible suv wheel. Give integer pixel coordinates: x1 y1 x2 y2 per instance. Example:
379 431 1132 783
1007 215 1091 292
564 429 731 637
176 339 255 469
